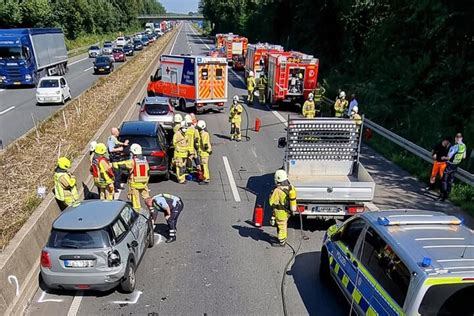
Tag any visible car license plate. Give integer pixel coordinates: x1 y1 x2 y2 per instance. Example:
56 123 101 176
64 260 95 268
14 82 20 85
312 206 340 213
99 69 104 72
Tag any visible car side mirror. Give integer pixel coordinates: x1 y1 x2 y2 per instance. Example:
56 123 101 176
131 240 139 248
150 75 154 82
137 102 141 106
278 137 287 148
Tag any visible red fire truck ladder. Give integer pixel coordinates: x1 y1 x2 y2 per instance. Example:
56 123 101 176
277 58 287 98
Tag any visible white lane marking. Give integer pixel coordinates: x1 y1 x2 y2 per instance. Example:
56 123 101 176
7 275 19 296
222 156 241 202
83 66 93 72
0 106 15 115
189 24 210 49
112 290 143 304
66 291 83 316
170 23 182 54
69 57 88 66
0 89 5 92
38 290 63 303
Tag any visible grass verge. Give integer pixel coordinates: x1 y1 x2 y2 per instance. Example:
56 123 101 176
0 29 176 251
365 133 474 215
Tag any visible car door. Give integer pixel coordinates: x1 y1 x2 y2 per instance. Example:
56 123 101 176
120 206 146 258
60 78 70 98
329 218 366 308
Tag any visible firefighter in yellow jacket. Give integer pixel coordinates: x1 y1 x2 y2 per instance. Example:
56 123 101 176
302 93 316 118
334 91 348 117
173 113 183 134
125 143 150 211
91 143 115 200
173 122 189 184
269 169 297 247
247 71 256 104
54 157 79 210
197 120 212 184
229 95 243 141
184 114 200 172
258 73 267 104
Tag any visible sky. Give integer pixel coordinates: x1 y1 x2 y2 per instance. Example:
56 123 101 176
159 0 199 14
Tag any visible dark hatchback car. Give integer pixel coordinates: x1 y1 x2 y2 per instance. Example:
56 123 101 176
93 56 114 74
119 121 170 179
123 44 134 56
133 39 143 51
140 36 149 46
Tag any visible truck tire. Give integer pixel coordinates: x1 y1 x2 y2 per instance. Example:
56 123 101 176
119 259 136 293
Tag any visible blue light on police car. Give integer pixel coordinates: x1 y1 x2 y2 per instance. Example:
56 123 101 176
421 257 431 267
377 217 389 226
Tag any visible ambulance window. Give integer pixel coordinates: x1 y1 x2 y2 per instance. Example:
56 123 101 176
215 68 223 80
338 218 365 252
201 69 208 80
360 227 410 307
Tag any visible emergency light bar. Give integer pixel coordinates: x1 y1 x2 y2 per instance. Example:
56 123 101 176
377 215 463 226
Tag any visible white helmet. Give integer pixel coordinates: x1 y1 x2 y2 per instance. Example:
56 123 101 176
274 169 288 183
233 95 239 102
249 71 254 77
174 113 183 123
184 114 192 125
308 93 314 99
352 106 359 113
180 121 187 132
89 141 97 152
339 91 346 98
197 120 206 130
130 143 142 155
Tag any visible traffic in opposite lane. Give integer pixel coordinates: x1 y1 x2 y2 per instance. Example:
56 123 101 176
24 21 471 316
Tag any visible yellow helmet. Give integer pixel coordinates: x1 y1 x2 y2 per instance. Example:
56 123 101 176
57 157 71 170
95 143 107 155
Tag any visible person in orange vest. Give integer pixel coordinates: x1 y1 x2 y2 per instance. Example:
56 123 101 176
126 143 150 211
90 143 115 200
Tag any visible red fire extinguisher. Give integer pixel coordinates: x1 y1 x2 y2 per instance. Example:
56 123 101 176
254 204 263 227
255 118 261 132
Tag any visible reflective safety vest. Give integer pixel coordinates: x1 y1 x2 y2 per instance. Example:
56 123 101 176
452 143 466 165
351 113 362 126
129 156 149 189
334 98 348 117
198 130 212 157
258 76 267 90
54 171 79 205
247 76 256 91
185 126 200 153
302 100 316 118
91 156 114 187
173 131 188 159
229 103 243 123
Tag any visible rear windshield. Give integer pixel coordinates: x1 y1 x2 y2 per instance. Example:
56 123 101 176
90 46 99 50
112 48 123 53
119 135 159 150
145 103 170 115
39 79 59 88
48 229 110 249
134 40 141 44
419 283 474 315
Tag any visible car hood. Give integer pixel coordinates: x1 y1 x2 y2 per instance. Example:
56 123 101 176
37 87 61 95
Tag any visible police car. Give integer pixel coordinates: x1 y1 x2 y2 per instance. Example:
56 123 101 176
320 210 474 315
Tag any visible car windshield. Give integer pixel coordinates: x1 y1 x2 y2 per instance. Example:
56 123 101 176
134 40 141 44
419 283 474 315
95 57 109 63
104 44 112 47
48 229 110 249
112 48 123 53
90 46 99 50
119 135 159 150
0 46 23 59
39 79 60 88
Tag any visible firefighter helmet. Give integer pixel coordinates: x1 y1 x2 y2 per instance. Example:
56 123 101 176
249 71 254 77
352 106 359 113
57 157 71 170
95 143 107 155
274 169 288 183
174 113 183 123
130 143 142 155
184 114 192 125
233 95 239 102
308 93 314 99
339 91 346 98
180 121 188 132
89 141 97 152
197 120 206 130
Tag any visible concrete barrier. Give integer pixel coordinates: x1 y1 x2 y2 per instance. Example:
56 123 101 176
0 27 178 315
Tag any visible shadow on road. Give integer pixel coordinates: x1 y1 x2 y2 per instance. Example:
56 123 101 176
289 251 349 316
231 220 275 245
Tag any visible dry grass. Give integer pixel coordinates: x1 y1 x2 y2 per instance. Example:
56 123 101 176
0 31 176 251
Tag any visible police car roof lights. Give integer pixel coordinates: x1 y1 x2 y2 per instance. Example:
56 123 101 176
421 257 432 267
377 214 462 226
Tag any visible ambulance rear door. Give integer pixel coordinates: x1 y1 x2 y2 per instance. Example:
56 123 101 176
197 58 227 103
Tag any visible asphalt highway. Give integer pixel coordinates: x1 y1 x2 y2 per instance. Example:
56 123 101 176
25 22 463 316
0 43 138 148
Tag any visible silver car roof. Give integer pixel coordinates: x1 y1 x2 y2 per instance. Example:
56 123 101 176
362 210 474 277
53 200 126 231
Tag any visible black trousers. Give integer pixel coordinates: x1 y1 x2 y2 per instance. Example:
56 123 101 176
441 163 457 197
167 200 184 237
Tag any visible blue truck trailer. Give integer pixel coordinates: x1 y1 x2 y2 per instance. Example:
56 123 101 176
0 28 68 87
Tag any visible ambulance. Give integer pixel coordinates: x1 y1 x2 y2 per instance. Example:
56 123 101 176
147 55 228 113
267 51 319 106
223 34 248 69
245 43 284 79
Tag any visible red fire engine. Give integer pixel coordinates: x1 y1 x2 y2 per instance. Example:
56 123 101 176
245 43 284 79
223 34 248 69
215 33 228 49
267 51 319 105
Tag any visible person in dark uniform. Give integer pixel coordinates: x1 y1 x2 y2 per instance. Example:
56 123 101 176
145 194 184 243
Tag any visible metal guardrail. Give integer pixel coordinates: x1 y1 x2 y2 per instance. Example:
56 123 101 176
320 96 473 186
67 41 100 56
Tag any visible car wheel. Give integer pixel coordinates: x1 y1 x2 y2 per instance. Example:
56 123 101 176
120 259 136 293
147 221 155 248
319 248 330 282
